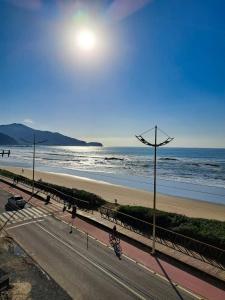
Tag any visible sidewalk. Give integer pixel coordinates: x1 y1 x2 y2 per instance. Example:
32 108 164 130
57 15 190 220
1 178 225 300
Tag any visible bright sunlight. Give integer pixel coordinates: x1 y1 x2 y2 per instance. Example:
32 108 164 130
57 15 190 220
76 28 97 52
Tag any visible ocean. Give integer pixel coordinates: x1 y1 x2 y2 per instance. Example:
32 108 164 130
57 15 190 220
1 146 225 205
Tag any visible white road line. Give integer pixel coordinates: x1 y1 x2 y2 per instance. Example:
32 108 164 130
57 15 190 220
56 217 200 299
13 210 27 220
31 206 47 214
39 206 50 213
3 212 19 224
7 211 20 220
36 223 147 300
177 285 203 300
0 214 8 223
31 207 46 216
3 212 14 221
15 209 32 221
19 209 37 219
25 207 46 218
6 219 44 230
26 207 42 217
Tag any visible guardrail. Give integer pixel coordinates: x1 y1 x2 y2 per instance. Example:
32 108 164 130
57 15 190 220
0 174 90 212
33 180 91 211
1 172 224 269
100 206 225 269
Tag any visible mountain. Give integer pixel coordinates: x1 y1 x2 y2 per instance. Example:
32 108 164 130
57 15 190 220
0 132 18 145
0 124 103 146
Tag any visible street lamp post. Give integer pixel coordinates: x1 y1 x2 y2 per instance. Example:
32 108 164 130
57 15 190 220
32 134 36 195
23 134 47 195
136 125 173 255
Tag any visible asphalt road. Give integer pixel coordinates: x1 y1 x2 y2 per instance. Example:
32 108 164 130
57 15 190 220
0 189 196 300
0 189 10 213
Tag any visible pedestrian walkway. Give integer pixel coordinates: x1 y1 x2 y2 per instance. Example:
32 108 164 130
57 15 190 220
0 177 225 300
0 206 48 227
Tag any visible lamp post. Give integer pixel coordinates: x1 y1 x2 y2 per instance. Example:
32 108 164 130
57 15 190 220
32 134 36 194
136 126 173 255
23 134 47 195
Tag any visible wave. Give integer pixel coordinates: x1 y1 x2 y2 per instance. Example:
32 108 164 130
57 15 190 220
3 145 225 189
159 157 179 161
104 157 124 161
203 163 220 168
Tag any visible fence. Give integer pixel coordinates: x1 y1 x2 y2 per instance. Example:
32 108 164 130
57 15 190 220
1 171 224 269
100 206 225 269
0 174 90 211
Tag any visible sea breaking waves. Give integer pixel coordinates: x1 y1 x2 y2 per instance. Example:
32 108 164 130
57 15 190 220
1 146 225 204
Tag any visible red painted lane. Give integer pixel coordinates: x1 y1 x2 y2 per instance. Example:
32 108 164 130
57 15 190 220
60 213 225 300
1 182 225 300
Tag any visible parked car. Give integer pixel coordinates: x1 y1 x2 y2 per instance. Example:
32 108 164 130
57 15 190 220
5 195 27 211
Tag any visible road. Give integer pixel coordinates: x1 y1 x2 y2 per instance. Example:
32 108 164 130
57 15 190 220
0 189 10 213
3 217 195 299
1 180 225 300
8 217 196 300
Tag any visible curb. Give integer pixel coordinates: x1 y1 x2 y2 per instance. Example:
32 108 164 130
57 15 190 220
1 178 225 291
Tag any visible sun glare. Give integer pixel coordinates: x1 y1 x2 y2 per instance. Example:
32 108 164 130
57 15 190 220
76 28 97 52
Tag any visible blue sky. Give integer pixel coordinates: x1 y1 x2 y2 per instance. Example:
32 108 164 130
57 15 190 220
0 0 225 147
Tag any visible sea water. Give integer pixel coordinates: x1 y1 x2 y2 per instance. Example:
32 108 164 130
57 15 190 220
1 146 225 204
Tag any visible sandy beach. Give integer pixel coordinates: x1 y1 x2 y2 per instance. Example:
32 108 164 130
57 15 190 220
1 166 225 221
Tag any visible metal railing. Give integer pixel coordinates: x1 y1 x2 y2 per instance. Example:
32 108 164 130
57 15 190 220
100 206 225 269
1 172 224 269
0 174 90 211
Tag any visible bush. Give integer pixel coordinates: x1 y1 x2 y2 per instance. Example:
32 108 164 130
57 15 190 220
0 169 106 210
117 205 225 250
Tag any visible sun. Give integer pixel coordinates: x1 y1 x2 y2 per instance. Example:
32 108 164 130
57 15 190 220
76 28 97 52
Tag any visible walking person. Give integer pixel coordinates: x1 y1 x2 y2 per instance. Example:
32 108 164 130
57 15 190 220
70 205 77 233
112 225 117 239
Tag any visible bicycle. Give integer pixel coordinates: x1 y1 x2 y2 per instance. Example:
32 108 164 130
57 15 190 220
109 233 122 259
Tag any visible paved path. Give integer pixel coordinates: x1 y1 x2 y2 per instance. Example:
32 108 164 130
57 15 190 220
0 181 225 299
7 216 197 300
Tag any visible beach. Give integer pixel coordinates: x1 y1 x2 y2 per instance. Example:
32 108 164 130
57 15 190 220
1 166 225 221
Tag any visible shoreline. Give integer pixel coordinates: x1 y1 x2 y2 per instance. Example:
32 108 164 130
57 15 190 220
1 160 225 204
1 166 225 221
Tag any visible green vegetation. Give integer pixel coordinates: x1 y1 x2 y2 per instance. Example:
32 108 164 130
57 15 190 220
1 168 225 253
117 206 225 250
0 169 106 210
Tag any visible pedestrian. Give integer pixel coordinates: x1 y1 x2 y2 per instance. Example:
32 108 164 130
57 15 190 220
63 202 67 212
72 205 77 219
21 168 24 174
112 225 117 239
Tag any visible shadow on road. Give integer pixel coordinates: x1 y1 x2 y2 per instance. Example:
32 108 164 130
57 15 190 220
155 256 184 300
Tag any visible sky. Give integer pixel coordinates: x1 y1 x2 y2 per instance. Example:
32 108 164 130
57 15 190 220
0 0 225 147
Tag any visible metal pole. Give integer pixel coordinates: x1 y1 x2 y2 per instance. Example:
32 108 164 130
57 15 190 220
152 126 157 255
135 126 173 256
32 134 35 195
87 232 89 250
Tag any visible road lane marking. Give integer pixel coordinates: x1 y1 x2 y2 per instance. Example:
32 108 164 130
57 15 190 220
0 206 48 227
0 214 9 223
31 207 48 215
15 209 32 221
36 223 147 300
26 207 43 217
54 216 201 299
6 219 44 230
